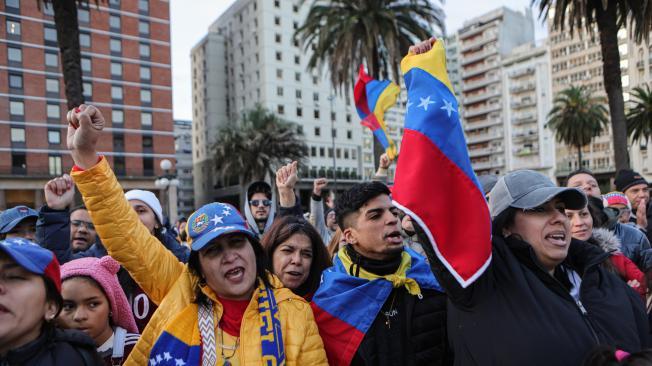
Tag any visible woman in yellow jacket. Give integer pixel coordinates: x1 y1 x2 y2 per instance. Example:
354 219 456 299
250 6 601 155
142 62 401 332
65 104 328 365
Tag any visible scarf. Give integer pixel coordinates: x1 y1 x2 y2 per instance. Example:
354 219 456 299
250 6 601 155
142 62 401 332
199 281 285 366
311 248 443 366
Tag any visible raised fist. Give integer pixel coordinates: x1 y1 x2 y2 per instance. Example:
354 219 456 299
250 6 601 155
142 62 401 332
44 174 75 210
276 161 299 191
66 104 105 169
313 178 328 196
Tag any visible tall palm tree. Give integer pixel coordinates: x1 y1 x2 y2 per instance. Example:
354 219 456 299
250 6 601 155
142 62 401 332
626 83 652 144
213 105 308 192
533 0 652 171
295 0 444 165
547 86 609 166
38 0 102 110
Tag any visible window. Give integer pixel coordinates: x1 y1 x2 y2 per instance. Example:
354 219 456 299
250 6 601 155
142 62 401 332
330 112 336 121
8 47 21 62
276 69 283 79
45 78 59 93
277 105 285 114
109 0 120 6
12 153 26 173
138 21 149 35
43 2 54 15
294 55 300 65
346 114 351 123
110 38 121 53
139 43 150 57
276 51 282 61
336 148 341 158
311 147 316 156
79 32 91 48
141 112 152 126
277 86 283 96
10 128 25 142
111 86 123 100
109 15 120 29
46 104 60 119
110 62 122 76
114 156 125 175
314 127 321 136
296 107 302 117
45 52 58 67
319 147 325 157
140 89 152 103
347 130 352 139
140 66 151 80
112 110 124 124
5 0 19 8
275 33 281 43
78 8 90 23
274 16 280 25
293 4 298 12
313 76 318 84
143 157 154 176
293 21 298 30
113 134 124 149
313 92 319 101
9 74 22 89
295 72 301 82
48 130 61 144
314 109 320 119
81 57 92 73
49 156 62 175
332 129 337 138
83 82 92 97
142 136 153 148
296 89 302 99
10 101 24 116
6 19 20 35
44 26 57 42
274 0 280 7
138 0 148 12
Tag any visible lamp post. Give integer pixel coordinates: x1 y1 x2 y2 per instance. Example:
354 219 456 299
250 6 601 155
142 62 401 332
154 159 180 225
328 95 338 195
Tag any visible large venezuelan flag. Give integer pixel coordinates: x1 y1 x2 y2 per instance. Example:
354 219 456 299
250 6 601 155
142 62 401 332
392 40 492 288
354 65 400 160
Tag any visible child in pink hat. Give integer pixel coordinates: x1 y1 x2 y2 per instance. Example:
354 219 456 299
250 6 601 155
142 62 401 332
58 256 140 366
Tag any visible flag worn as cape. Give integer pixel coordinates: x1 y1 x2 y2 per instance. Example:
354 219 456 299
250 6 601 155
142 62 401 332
391 39 492 288
311 248 443 366
354 65 400 160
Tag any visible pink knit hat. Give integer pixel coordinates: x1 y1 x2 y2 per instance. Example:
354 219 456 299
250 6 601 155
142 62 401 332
60 256 138 333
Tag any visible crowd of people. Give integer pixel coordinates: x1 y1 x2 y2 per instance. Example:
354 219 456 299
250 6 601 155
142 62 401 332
3 39 652 366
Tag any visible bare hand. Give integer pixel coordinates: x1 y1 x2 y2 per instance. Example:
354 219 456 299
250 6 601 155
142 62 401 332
379 153 391 170
313 178 328 196
409 37 436 55
637 200 648 229
44 174 75 210
67 104 105 169
276 161 299 191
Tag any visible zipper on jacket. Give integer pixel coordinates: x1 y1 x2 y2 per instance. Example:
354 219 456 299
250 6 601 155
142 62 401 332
575 299 600 343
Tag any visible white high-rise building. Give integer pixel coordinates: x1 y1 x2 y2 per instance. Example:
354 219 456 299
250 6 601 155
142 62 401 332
191 0 403 207
445 34 462 99
458 7 535 175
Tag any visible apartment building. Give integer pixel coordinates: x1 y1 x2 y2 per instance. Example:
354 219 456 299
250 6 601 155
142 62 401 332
625 36 652 180
174 119 194 217
191 0 403 207
445 34 462 98
0 0 174 209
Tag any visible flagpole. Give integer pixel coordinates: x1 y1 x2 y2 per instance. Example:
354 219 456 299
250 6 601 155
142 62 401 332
328 94 338 196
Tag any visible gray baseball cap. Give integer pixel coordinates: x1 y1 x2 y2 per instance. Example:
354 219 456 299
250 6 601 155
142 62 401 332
489 170 587 219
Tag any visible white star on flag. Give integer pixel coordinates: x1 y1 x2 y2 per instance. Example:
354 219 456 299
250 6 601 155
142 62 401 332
417 96 435 111
156 354 163 363
163 352 172 361
150 358 157 366
211 215 223 225
222 209 231 216
175 358 186 366
406 99 413 109
440 99 456 117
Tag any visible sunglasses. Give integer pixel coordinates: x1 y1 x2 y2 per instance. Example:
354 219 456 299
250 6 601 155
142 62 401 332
71 220 95 231
250 199 272 207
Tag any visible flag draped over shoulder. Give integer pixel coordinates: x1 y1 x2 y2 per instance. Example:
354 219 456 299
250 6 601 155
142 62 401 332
354 65 400 160
392 40 492 288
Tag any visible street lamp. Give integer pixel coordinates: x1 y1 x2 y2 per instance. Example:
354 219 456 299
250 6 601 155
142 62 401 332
328 95 338 194
154 159 180 225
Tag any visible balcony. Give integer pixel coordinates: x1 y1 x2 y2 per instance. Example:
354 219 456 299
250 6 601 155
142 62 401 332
509 82 536 94
466 130 503 144
512 113 536 125
464 103 502 118
509 67 535 78
459 22 494 39
462 61 500 79
472 158 505 170
464 89 501 105
464 117 502 131
460 32 498 53
462 74 501 92
461 46 498 66
469 145 504 157
637 60 645 69
511 99 536 110
514 146 540 156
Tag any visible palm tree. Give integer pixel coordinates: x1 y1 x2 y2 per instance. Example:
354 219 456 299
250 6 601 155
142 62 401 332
212 105 308 192
533 0 652 171
38 0 102 110
626 83 652 145
547 86 609 166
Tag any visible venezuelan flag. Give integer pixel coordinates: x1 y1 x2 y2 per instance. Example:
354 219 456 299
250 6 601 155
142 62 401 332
353 65 400 160
391 39 492 288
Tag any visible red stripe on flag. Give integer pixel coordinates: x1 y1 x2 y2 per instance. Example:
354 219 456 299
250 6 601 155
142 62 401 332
393 129 492 287
311 302 365 366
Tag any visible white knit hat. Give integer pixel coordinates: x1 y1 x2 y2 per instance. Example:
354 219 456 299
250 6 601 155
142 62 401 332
124 189 164 224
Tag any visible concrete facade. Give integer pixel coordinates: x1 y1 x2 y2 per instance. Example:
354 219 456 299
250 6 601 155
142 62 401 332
174 119 194 218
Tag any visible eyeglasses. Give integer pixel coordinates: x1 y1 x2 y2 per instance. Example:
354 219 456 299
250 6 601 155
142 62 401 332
249 199 272 207
71 220 95 231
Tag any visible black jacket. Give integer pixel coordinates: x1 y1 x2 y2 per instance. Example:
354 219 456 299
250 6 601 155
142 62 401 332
432 236 649 366
0 327 102 366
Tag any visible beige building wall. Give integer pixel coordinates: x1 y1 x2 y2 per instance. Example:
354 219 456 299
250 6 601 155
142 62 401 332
626 35 652 180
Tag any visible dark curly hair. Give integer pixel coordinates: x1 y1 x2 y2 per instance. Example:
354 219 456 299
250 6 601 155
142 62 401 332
335 181 391 230
261 216 331 297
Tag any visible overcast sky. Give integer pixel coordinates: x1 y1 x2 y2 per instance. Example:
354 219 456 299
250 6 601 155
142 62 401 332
169 0 548 121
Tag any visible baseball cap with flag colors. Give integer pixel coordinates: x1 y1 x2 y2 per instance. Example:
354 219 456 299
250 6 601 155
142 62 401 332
187 202 257 251
0 237 61 292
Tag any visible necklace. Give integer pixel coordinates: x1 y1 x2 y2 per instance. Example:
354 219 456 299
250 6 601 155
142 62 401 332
218 326 240 366
383 292 399 329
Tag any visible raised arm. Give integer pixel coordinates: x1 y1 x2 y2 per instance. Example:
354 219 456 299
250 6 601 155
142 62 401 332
276 161 304 217
66 105 184 304
310 178 331 242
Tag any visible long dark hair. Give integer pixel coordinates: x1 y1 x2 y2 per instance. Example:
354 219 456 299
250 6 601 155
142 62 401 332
261 216 332 297
187 233 270 304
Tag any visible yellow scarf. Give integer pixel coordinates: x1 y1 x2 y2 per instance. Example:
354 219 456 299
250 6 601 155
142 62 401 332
338 249 422 297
